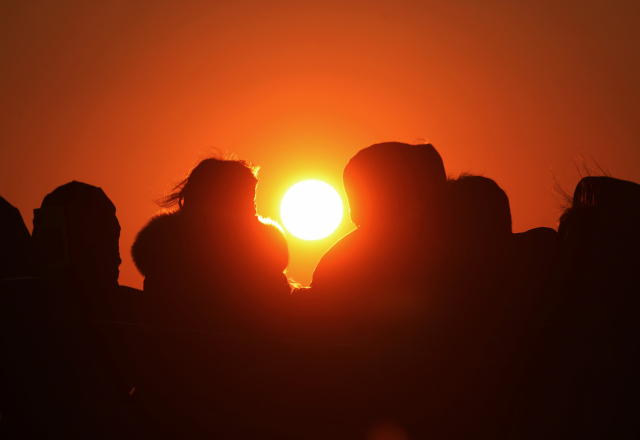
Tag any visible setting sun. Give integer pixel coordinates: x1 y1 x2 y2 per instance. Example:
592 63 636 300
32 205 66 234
280 180 343 240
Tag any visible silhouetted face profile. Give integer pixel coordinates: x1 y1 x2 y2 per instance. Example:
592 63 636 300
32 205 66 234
343 142 447 229
35 181 121 289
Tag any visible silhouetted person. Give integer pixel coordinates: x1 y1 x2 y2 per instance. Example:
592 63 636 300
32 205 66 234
0 195 33 280
432 174 558 353
517 176 640 440
448 174 513 284
131 156 290 334
2 182 148 438
301 142 449 344
31 181 141 321
427 174 514 354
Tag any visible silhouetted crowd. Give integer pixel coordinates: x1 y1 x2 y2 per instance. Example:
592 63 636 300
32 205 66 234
1 142 639 439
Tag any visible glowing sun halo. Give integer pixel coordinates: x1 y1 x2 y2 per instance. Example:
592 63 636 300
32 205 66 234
280 180 343 240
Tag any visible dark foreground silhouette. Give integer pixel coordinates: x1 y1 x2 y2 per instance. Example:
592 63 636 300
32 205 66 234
31 181 142 322
298 142 450 344
2 181 146 438
131 157 291 334
1 148 639 439
514 176 640 439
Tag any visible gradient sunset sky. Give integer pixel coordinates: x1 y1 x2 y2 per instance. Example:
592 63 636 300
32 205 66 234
2 0 639 288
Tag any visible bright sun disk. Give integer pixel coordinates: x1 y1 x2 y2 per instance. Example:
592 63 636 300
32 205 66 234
280 180 343 240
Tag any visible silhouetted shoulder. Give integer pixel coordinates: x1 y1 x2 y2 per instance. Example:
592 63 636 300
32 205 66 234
512 226 558 253
131 211 181 278
311 228 368 290
515 226 557 241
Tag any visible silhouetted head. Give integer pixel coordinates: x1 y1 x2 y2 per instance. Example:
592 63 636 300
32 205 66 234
343 142 447 228
0 195 32 279
34 181 121 288
558 176 640 240
572 176 640 211
158 157 258 219
449 174 512 243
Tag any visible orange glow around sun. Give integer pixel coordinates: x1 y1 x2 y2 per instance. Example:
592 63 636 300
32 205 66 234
280 180 343 240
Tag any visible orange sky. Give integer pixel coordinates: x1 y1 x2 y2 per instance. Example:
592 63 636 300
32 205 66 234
2 0 639 288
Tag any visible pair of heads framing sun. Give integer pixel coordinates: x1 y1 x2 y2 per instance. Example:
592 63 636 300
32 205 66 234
284 141 444 241
132 141 443 331
164 141 438 242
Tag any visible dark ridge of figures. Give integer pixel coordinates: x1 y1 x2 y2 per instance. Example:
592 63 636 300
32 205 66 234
1 145 639 439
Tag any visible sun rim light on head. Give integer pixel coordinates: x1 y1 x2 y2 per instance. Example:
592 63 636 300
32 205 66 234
280 180 343 240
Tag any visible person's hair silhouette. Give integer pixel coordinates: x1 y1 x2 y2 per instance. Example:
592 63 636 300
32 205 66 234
155 157 259 217
342 142 447 229
131 156 290 333
558 175 640 239
303 142 449 343
449 173 512 242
